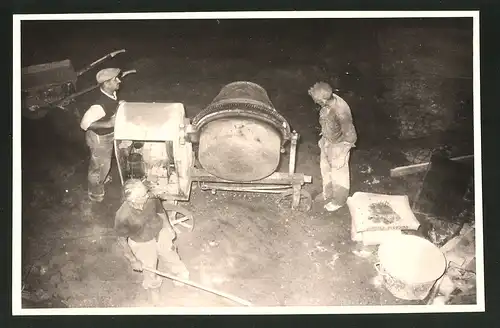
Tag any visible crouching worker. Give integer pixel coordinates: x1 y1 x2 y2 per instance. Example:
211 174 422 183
114 179 190 305
308 82 357 212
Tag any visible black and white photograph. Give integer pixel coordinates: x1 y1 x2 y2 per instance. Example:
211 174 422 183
12 11 483 315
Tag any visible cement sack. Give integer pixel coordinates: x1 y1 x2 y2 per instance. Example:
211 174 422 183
347 192 420 245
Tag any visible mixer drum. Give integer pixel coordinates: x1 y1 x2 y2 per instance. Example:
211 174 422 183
193 81 291 182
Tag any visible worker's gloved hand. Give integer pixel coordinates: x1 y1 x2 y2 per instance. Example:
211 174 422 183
131 259 143 272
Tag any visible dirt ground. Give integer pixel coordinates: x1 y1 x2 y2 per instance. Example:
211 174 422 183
20 18 474 308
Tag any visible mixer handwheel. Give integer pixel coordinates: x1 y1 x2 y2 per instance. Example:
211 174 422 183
162 203 195 234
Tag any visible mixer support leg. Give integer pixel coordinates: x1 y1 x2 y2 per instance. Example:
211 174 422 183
289 131 299 174
291 184 301 210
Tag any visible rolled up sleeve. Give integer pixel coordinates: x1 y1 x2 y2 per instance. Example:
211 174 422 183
80 105 106 131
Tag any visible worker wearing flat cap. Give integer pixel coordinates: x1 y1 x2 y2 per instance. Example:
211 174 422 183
308 82 357 213
80 68 123 202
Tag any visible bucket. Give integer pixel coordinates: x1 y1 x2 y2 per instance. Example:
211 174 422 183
375 234 447 300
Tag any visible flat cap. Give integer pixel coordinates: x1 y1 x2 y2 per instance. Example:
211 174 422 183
96 68 121 84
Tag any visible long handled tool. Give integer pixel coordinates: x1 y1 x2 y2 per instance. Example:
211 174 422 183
142 267 253 307
76 49 127 76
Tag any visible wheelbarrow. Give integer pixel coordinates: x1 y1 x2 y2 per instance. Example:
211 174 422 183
21 49 136 120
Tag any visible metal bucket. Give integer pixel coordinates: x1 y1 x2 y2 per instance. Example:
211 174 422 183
128 153 146 179
193 81 291 182
375 235 447 300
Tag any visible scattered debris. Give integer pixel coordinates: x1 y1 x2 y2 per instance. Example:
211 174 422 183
431 295 448 305
315 244 328 253
359 164 373 174
22 287 52 303
427 224 476 305
352 249 373 258
440 223 475 268
424 217 463 247
39 265 48 275
363 177 380 185
402 148 433 164
370 274 384 289
326 253 340 270
409 152 474 246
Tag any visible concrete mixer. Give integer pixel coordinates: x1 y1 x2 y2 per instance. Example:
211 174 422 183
113 81 312 232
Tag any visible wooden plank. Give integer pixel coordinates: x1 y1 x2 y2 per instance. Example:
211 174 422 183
390 154 473 177
191 168 312 184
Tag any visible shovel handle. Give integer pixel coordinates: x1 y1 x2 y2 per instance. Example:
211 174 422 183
142 266 253 307
77 49 127 76
109 49 126 57
121 69 137 78
89 49 126 67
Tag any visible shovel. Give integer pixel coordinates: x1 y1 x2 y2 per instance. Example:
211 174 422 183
76 49 127 76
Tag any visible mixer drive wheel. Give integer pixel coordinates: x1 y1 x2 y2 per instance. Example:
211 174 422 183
163 203 195 234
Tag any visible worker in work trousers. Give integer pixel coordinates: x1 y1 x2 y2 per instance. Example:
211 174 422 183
80 68 123 202
308 82 357 212
114 179 190 306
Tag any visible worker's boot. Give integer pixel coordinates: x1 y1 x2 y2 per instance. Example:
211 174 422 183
324 202 342 212
88 193 104 202
88 177 111 202
88 183 105 202
314 192 326 203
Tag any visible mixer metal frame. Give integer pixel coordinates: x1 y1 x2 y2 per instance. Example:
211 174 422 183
190 130 313 211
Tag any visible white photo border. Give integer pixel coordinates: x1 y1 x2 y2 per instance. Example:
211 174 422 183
12 10 483 316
